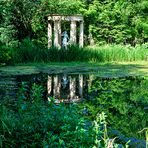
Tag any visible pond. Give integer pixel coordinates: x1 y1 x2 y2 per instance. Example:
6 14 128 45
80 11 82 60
0 73 148 147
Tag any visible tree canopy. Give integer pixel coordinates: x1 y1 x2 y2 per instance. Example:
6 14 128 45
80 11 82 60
0 0 148 47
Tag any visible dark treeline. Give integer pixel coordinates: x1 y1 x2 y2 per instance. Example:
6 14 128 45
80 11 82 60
0 0 147 47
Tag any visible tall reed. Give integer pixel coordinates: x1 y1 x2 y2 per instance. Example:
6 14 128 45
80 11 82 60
11 38 147 64
87 44 147 62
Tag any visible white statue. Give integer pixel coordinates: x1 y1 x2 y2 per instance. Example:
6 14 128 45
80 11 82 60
62 31 69 49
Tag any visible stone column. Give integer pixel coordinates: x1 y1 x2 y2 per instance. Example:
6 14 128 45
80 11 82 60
48 21 52 48
79 21 84 47
70 21 77 44
79 74 83 98
54 21 59 47
57 20 61 47
69 76 76 99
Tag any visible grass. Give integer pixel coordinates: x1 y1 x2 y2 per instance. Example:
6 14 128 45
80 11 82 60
10 39 148 63
87 44 147 62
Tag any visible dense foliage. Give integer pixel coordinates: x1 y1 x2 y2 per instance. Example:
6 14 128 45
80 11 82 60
0 1 147 146
81 76 148 147
0 0 148 64
0 83 125 147
0 0 147 47
85 0 148 45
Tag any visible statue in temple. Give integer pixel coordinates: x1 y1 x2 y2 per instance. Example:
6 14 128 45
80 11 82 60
62 31 69 49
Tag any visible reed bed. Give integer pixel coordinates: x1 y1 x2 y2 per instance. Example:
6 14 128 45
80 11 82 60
12 39 147 63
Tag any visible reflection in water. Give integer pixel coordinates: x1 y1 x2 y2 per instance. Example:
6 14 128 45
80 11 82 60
62 74 68 89
79 74 83 98
47 76 52 96
47 74 86 103
86 76 148 145
14 73 147 145
69 76 76 99
53 75 61 98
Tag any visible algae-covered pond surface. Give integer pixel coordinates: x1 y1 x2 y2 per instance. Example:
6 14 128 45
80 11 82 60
0 62 148 77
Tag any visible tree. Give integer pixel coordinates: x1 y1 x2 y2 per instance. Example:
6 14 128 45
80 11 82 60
0 0 40 47
0 0 147 47
84 0 148 45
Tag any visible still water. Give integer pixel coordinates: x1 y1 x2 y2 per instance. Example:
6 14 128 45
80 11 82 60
2 73 148 147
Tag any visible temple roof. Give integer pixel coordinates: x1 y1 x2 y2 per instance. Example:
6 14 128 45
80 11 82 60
48 14 83 21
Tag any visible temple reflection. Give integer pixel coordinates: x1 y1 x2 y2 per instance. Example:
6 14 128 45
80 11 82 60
47 74 87 103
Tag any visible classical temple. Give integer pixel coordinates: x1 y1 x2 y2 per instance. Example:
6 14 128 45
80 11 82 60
47 14 84 48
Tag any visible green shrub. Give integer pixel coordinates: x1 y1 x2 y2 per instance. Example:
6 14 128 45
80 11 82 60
0 82 126 147
0 43 11 64
11 38 47 63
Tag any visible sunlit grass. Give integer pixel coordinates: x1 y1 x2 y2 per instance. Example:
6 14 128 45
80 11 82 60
87 44 147 62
